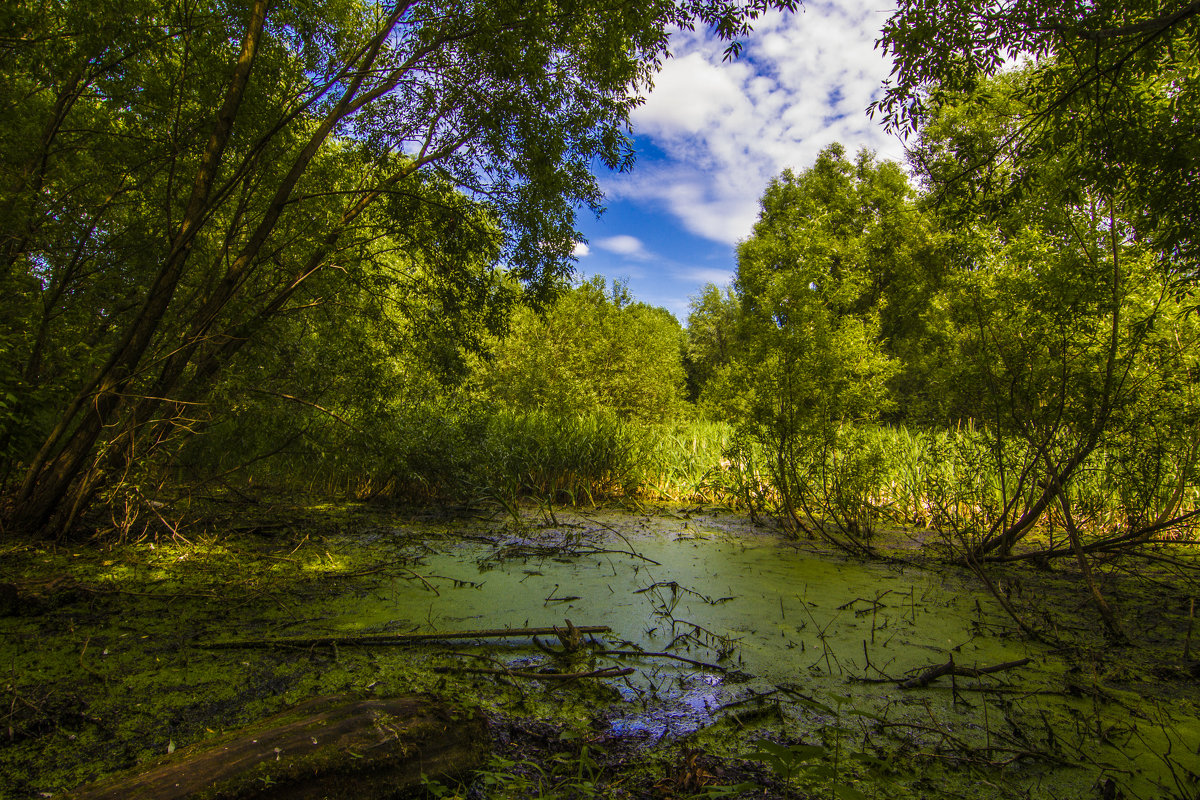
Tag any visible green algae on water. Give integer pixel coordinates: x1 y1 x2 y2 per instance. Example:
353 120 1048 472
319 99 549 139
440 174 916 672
2 504 1197 800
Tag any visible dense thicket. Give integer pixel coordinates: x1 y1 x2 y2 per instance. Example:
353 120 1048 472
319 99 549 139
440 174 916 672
0 0 795 537
682 64 1199 623
475 277 686 423
178 274 688 508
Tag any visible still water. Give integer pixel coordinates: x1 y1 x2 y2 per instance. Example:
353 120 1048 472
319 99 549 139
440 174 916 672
315 508 1198 800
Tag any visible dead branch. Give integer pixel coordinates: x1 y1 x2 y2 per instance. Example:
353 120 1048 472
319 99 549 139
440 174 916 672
900 656 1032 689
598 649 738 674
198 624 611 649
573 547 662 565
247 388 364 432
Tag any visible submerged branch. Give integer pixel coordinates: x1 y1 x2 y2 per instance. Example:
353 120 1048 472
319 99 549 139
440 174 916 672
198 624 611 649
899 656 1032 689
599 649 736 674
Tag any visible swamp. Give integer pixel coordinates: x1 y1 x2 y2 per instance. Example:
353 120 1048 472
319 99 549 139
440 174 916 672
3 499 1198 799
4 0 1200 798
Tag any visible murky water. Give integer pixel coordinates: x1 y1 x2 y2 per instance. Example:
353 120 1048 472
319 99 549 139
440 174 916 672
348 531 1025 700
310 508 1200 800
7 506 1197 800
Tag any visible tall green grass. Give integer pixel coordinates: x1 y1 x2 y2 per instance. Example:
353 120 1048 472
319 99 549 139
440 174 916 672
641 420 733 501
469 409 649 507
708 421 1198 550
184 403 1197 547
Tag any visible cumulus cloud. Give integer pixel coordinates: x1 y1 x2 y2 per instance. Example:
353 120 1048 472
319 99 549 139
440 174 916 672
595 234 652 259
572 242 591 257
609 1 905 246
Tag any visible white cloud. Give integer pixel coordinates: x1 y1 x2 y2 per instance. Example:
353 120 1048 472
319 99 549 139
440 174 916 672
610 1 906 246
676 266 736 286
595 234 652 259
572 242 591 257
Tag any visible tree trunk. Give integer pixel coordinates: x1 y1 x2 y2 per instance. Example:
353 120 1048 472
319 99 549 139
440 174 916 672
8 0 270 537
67 694 487 800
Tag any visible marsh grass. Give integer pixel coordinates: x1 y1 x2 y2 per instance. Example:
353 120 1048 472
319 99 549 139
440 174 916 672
641 420 733 501
183 404 1198 556
711 421 1199 558
469 409 649 508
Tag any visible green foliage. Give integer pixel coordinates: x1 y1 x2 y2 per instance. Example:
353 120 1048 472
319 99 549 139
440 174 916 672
180 269 700 512
685 283 740 404
873 0 1200 275
640 419 735 502
0 0 795 536
192 398 731 511
717 145 918 548
907 74 1200 558
669 112 1198 567
476 276 686 424
469 409 649 509
746 739 828 788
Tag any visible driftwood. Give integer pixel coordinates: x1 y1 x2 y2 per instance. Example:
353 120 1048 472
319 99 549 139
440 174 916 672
67 694 485 800
899 657 1032 689
199 624 610 649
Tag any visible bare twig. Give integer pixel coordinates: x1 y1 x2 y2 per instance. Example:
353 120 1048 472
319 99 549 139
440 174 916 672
433 665 633 681
599 649 734 673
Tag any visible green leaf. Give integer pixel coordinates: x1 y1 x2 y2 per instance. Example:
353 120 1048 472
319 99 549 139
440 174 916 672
749 739 793 760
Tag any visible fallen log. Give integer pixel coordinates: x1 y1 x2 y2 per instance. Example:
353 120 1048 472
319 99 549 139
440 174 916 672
67 694 485 800
199 624 611 649
899 657 1032 689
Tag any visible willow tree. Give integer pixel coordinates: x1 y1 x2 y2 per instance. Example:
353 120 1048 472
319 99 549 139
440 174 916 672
724 145 932 551
0 0 797 537
873 0 1200 276
872 0 1200 570
908 74 1200 578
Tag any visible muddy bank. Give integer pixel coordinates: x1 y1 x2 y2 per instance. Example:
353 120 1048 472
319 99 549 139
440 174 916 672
1 501 1197 799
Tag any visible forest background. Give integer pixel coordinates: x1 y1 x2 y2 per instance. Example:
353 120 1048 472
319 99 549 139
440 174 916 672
2 0 1200 641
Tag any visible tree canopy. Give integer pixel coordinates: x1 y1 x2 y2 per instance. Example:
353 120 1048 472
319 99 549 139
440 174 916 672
874 0 1200 276
477 276 686 424
0 0 796 536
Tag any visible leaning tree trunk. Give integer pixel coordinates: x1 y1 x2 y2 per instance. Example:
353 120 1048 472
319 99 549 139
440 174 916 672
8 0 271 537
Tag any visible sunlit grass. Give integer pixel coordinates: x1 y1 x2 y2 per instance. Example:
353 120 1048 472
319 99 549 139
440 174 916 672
190 405 1198 547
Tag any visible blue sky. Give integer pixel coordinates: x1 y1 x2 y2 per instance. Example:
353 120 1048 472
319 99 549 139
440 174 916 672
571 1 908 323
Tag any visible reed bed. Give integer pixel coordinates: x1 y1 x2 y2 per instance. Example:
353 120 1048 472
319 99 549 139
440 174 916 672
188 406 1197 548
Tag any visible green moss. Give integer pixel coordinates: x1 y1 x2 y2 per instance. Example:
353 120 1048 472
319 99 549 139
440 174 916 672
3 503 1198 800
